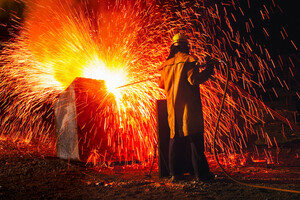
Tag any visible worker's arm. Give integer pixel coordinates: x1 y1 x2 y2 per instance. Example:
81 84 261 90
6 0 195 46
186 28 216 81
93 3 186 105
187 59 217 85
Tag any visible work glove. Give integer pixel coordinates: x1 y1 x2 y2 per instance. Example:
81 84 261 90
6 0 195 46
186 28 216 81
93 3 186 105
205 57 219 76
205 56 220 68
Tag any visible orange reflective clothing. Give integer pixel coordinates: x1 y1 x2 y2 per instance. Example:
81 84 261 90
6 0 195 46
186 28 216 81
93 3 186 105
159 52 213 139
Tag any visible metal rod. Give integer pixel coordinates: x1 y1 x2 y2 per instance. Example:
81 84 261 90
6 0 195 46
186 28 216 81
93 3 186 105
116 76 160 89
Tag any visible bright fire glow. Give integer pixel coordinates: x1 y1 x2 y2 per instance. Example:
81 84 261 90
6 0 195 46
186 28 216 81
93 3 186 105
0 0 298 168
83 57 127 100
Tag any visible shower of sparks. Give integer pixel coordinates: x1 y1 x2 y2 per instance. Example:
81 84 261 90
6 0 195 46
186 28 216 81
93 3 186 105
0 0 298 167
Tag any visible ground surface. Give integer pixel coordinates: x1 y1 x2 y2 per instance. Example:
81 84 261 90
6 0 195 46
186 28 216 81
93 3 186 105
0 140 299 200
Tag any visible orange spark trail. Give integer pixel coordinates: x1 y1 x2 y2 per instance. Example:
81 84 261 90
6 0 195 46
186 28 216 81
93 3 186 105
0 0 298 167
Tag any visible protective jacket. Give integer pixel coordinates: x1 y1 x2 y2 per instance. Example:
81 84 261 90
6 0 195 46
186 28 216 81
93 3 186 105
159 52 214 139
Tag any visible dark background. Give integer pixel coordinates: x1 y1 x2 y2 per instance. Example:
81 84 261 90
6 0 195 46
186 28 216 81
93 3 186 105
0 0 299 113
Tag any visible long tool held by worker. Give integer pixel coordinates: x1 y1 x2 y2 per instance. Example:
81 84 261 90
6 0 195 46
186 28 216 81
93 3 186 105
116 75 161 89
116 59 225 89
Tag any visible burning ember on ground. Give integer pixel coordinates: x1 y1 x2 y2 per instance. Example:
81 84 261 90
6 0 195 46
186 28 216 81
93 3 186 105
0 0 299 168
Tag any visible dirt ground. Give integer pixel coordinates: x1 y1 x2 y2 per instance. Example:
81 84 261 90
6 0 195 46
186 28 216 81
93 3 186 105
0 140 299 200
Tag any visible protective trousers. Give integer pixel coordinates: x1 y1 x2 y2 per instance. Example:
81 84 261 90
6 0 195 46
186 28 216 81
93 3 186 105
169 133 210 178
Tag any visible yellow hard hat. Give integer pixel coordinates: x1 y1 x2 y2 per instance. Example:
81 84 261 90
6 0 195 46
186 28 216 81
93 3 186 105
172 33 189 45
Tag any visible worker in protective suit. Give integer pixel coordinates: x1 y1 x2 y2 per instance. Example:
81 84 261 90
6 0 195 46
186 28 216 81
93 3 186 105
159 33 218 182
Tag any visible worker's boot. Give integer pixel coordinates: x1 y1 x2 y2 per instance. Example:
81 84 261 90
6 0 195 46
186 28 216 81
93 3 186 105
196 172 215 182
170 175 183 183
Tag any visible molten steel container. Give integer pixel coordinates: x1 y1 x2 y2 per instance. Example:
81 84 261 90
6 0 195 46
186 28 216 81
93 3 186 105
54 77 116 162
